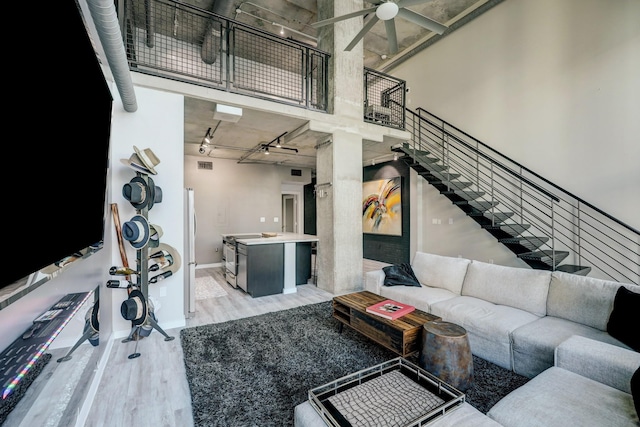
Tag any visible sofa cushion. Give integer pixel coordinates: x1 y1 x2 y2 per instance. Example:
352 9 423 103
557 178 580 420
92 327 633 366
547 271 622 331
511 316 632 379
632 366 640 419
411 252 470 295
607 286 640 351
430 296 540 370
487 366 639 427
382 263 421 287
461 261 551 317
377 284 457 313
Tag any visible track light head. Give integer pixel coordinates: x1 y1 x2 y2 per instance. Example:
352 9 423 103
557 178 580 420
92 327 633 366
202 127 212 145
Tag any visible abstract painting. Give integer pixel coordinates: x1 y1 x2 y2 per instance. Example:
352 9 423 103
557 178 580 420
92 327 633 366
362 177 402 236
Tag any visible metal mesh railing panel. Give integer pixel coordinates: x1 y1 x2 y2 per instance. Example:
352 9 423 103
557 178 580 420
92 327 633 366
123 0 329 111
364 68 406 129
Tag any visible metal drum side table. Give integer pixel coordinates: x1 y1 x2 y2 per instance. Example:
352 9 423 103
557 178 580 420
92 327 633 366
419 320 474 392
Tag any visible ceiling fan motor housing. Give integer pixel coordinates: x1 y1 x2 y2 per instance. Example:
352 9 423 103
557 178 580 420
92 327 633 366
376 2 399 20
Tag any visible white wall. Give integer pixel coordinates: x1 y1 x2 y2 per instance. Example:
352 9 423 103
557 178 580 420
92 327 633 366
395 0 640 230
109 86 186 335
392 0 640 269
184 155 312 266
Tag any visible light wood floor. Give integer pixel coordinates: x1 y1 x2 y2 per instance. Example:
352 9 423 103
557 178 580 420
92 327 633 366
4 259 390 427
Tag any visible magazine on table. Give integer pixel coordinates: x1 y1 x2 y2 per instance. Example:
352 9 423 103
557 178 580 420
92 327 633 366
366 299 415 320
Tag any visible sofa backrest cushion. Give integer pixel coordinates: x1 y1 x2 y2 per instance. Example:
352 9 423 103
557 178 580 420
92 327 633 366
411 252 471 295
547 271 628 331
461 260 551 316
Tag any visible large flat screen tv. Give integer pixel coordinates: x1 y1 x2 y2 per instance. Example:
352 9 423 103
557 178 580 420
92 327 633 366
2 0 112 290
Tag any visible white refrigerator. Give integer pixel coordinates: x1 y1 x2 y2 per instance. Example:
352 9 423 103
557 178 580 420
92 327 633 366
184 188 196 318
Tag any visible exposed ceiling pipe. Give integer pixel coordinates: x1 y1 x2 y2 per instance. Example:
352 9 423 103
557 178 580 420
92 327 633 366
145 0 155 48
201 0 236 64
86 0 138 112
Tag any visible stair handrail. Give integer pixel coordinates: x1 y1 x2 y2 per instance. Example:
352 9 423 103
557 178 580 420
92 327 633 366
414 107 639 235
411 108 560 203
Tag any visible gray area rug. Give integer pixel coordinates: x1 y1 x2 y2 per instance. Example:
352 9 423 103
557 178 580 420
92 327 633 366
195 275 228 300
180 301 529 427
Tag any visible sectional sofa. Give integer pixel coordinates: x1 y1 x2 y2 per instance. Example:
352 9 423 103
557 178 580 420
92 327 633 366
294 252 640 426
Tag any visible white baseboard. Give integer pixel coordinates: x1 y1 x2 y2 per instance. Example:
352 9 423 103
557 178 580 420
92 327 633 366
196 262 223 269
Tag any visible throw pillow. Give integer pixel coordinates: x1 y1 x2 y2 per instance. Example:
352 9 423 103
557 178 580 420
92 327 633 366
606 286 640 352
383 263 421 287
632 366 640 419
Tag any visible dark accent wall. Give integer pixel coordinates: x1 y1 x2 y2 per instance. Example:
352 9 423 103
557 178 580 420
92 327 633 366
363 160 411 264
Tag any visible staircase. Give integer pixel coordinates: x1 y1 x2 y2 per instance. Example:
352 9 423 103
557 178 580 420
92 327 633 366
397 107 639 284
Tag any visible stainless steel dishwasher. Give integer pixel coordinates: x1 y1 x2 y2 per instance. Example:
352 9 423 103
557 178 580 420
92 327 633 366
236 243 248 292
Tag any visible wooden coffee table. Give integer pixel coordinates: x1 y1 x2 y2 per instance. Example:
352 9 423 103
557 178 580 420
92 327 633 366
332 291 440 357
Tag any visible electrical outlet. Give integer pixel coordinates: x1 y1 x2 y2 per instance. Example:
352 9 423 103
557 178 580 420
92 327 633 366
449 218 454 224
274 217 279 223
260 217 266 223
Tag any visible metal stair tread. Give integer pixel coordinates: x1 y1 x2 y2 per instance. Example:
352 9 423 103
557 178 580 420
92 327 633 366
499 236 549 250
441 190 486 200
555 265 592 276
518 250 569 264
475 212 515 223
453 200 500 211
482 223 531 234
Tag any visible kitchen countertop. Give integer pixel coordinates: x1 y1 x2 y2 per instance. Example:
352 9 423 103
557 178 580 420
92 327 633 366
223 232 318 245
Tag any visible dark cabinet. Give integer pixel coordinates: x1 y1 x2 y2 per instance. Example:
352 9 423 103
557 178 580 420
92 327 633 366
296 242 312 285
237 243 284 297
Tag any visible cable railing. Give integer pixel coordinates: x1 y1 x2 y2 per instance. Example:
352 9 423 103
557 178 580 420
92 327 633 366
121 0 329 111
404 107 639 285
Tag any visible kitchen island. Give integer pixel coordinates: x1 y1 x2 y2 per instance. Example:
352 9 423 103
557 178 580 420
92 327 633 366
222 233 318 297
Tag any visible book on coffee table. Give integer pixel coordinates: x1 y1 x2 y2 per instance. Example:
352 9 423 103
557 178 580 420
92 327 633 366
366 299 415 320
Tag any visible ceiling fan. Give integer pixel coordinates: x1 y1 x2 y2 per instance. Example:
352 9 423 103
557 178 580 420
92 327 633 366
312 0 448 54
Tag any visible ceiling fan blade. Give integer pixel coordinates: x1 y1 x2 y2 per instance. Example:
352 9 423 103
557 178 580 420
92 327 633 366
311 7 377 28
384 19 399 54
397 0 434 7
344 14 380 51
397 8 448 34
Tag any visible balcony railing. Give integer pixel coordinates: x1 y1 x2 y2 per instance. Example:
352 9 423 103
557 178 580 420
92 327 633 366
364 68 406 130
122 0 329 111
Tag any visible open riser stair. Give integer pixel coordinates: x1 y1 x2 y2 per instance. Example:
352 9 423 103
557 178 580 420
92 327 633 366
396 108 640 285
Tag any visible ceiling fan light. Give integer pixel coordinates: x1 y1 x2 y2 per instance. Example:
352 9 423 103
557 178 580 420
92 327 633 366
376 2 399 21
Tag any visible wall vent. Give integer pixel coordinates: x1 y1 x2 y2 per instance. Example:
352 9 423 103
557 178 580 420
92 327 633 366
291 169 302 176
198 161 213 170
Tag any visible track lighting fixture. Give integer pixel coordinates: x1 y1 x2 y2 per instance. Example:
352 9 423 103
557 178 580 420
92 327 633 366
259 132 298 156
394 153 398 161
202 127 212 145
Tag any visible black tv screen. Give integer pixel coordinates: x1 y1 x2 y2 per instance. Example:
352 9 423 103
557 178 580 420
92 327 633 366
3 0 112 289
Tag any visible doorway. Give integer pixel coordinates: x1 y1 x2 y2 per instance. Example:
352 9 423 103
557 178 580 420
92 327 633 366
282 194 297 232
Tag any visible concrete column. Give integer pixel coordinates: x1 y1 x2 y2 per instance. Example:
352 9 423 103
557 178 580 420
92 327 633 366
315 0 365 294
